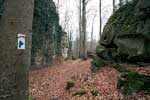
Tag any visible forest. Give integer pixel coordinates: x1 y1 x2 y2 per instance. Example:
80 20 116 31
0 0 150 100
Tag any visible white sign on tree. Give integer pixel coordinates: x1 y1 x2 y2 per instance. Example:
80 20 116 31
18 34 26 49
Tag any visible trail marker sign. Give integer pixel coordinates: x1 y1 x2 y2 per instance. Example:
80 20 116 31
18 34 25 49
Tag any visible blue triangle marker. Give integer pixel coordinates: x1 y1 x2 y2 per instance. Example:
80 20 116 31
19 40 24 48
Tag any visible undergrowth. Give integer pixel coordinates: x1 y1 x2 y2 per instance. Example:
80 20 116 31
73 90 87 96
66 80 75 90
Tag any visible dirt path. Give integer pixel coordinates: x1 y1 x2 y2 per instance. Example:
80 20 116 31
29 60 150 100
29 60 90 100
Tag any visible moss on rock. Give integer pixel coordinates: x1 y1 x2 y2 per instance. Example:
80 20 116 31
97 0 150 63
91 56 108 72
118 71 150 96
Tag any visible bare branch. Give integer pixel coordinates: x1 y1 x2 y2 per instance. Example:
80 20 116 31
85 0 92 6
86 6 96 14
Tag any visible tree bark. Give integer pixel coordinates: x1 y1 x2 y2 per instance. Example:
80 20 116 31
67 30 73 58
113 0 116 13
0 0 34 99
90 13 96 51
81 0 87 58
79 0 82 57
99 0 102 38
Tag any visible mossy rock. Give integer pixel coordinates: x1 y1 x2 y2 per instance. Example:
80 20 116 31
97 0 150 63
0 0 4 15
91 56 108 72
87 51 96 59
112 64 128 73
118 71 150 96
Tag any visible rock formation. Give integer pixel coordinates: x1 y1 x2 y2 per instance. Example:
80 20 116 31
31 0 62 69
96 0 150 63
0 0 4 15
61 32 69 58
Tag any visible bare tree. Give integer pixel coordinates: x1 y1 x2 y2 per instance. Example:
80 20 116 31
90 11 97 51
119 0 123 7
76 32 80 57
113 0 116 13
82 0 92 58
76 0 92 58
54 0 72 31
61 9 73 31
67 25 73 58
81 0 87 58
75 0 82 57
99 0 102 38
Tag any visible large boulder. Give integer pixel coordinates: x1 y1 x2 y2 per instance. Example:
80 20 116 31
97 0 150 63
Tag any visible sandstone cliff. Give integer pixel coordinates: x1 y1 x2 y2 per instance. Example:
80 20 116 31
31 0 62 68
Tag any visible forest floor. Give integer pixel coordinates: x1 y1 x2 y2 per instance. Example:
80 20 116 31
29 59 150 100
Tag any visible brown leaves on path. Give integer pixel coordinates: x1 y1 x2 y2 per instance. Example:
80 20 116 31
29 60 91 100
29 59 150 100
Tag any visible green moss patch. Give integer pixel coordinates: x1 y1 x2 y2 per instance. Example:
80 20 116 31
91 57 108 72
90 90 99 96
66 80 75 90
112 64 128 73
28 98 34 100
112 64 150 96
73 90 87 96
118 71 150 96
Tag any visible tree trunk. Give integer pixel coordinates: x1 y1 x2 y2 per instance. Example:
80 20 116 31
76 35 80 58
119 0 123 7
113 0 116 13
0 0 34 99
67 30 73 58
99 0 102 38
79 0 82 57
81 0 87 59
90 13 96 51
